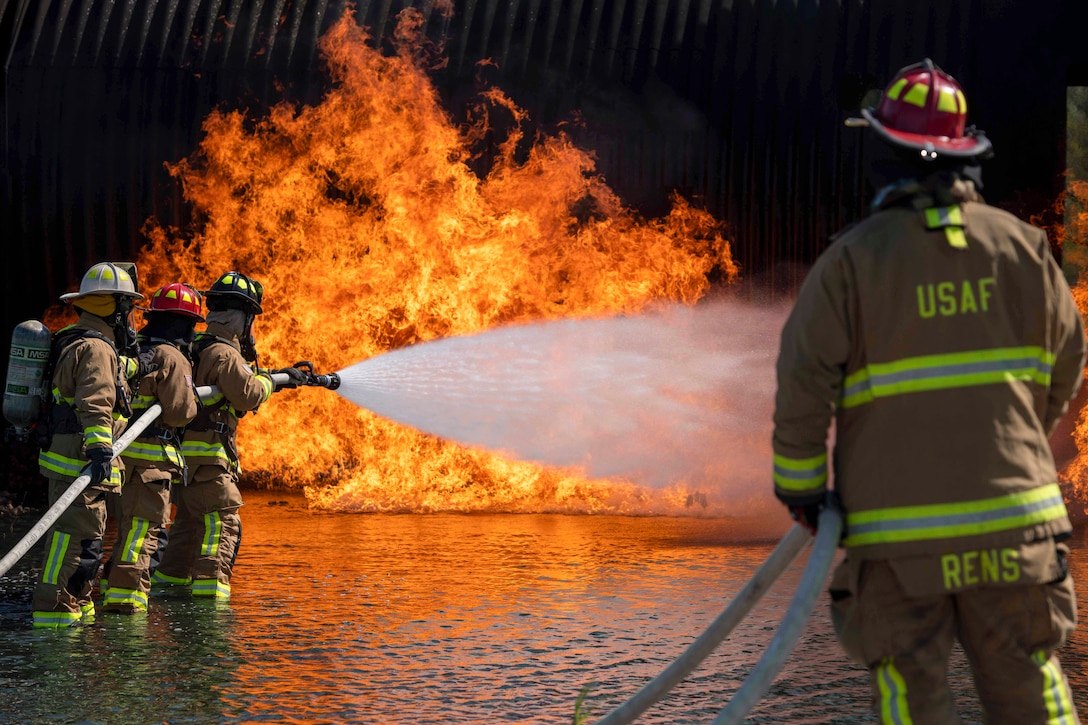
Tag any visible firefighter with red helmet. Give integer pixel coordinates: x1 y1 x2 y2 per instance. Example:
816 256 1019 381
774 59 1085 721
151 271 305 600
100 282 204 613
32 262 144 628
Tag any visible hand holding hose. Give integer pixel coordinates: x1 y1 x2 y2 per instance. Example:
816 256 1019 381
85 447 113 487
272 362 311 390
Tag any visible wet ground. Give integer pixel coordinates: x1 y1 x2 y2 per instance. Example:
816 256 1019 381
1 489 1086 724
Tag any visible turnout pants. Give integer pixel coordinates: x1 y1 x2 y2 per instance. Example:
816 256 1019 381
830 556 1079 724
32 478 118 628
153 464 243 599
102 465 172 612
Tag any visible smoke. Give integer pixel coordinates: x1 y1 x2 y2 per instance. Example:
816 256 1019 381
335 296 790 511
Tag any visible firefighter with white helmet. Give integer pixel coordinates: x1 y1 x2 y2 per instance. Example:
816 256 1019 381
773 59 1085 721
32 261 143 628
152 271 305 600
100 282 204 614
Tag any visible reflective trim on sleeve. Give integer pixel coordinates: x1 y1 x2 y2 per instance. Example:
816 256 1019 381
83 425 113 448
257 374 274 401
841 346 1054 409
843 484 1068 547
773 452 828 493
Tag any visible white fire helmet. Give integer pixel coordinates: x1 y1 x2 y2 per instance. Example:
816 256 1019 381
59 262 144 303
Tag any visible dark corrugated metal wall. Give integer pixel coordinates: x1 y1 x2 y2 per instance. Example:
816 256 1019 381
1 0 1085 335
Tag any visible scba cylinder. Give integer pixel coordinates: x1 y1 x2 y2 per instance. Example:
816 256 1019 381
3 320 52 434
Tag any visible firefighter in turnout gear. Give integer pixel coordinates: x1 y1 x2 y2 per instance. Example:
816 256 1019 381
773 59 1086 723
32 262 144 628
151 271 302 600
101 283 203 613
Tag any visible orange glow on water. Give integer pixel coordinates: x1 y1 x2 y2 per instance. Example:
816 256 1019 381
123 10 739 514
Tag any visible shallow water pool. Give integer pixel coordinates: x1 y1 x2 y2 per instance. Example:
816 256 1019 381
1 489 1086 724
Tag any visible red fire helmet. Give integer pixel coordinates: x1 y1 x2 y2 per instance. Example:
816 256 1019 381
149 282 205 321
847 59 992 160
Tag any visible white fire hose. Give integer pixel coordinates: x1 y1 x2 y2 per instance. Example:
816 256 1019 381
0 373 292 578
595 505 843 725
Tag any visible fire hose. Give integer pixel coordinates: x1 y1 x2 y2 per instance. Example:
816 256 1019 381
0 369 340 579
594 505 842 725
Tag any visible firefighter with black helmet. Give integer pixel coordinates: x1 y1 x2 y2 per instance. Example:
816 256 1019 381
32 261 144 628
773 59 1085 721
100 282 203 613
152 271 305 600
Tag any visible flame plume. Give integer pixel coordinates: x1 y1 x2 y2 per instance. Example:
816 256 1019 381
126 11 739 514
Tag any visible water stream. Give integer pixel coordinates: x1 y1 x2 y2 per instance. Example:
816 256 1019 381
334 297 791 513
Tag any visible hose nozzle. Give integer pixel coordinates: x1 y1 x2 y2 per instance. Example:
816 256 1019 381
284 361 341 390
309 372 341 390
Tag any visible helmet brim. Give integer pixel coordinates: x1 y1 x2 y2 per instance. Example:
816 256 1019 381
852 108 992 159
60 290 145 303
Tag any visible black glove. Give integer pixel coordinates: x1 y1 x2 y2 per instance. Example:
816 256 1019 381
273 365 310 389
789 503 822 535
86 447 114 486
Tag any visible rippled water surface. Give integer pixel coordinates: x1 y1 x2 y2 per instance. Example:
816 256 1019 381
2 490 1088 724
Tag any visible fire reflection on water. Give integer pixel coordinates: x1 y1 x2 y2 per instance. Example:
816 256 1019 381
3 491 1087 723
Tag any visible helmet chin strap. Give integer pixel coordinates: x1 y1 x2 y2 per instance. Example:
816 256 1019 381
239 311 259 364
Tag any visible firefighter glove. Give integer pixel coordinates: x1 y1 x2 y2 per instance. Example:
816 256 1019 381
789 503 822 535
273 365 309 389
86 447 113 486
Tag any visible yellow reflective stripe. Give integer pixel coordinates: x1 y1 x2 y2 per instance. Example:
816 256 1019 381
1034 649 1076 723
53 389 75 404
923 207 967 249
123 440 184 467
773 452 828 492
203 392 225 406
886 78 908 100
876 657 912 724
844 484 1067 547
841 346 1055 409
192 578 230 599
257 374 273 400
84 425 113 447
956 89 967 115
902 82 928 108
151 570 191 586
33 610 82 628
38 450 122 485
936 86 959 113
121 356 138 378
102 587 149 609
923 206 964 229
944 227 967 249
39 450 86 477
42 531 71 585
181 440 231 464
121 517 150 564
201 512 223 557
132 394 157 408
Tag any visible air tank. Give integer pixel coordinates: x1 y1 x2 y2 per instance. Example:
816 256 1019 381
3 320 52 436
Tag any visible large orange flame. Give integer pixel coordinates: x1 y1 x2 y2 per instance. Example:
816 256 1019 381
120 10 740 514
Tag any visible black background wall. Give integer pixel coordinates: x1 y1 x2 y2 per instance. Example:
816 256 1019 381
1 0 1086 461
